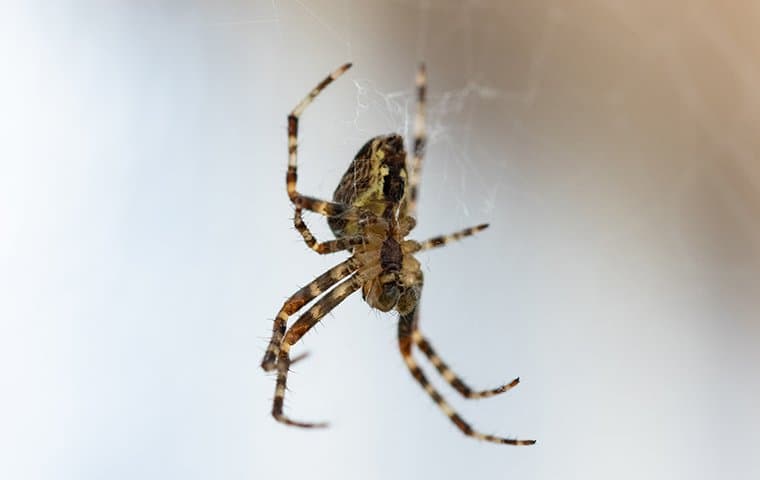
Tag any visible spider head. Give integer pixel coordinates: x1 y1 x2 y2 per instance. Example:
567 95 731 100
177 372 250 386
364 273 421 315
373 276 402 313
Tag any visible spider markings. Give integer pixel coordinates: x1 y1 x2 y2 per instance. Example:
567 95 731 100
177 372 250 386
261 63 535 446
328 134 408 238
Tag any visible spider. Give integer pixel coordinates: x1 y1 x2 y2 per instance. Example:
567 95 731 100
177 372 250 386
261 63 535 446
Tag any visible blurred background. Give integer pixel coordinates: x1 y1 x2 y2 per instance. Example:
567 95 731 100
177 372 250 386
1 1 759 479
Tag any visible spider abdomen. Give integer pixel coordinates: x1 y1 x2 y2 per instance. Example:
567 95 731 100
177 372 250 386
328 134 408 238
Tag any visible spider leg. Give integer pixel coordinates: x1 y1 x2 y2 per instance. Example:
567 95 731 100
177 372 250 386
272 275 362 428
293 207 365 254
412 330 520 399
398 308 535 446
261 258 357 371
414 223 489 252
404 63 427 218
411 223 517 399
287 63 352 218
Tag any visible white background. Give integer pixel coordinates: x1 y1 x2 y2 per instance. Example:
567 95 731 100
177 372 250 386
1 1 759 479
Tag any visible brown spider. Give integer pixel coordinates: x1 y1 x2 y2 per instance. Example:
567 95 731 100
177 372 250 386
261 63 535 446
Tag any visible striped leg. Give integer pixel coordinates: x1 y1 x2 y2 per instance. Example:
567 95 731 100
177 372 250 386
413 330 520 399
405 224 490 254
398 309 536 446
404 63 427 218
272 275 362 428
294 207 365 254
416 223 489 252
261 258 357 372
287 63 352 219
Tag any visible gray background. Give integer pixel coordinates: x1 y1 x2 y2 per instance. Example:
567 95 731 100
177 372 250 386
1 1 759 479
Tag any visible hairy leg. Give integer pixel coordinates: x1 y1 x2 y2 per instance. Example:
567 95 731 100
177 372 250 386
261 258 357 371
413 330 520 399
404 63 427 218
398 308 535 446
271 275 362 427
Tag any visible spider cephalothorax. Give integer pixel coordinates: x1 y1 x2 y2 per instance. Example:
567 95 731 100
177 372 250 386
261 63 534 446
